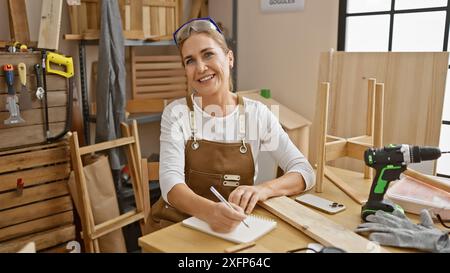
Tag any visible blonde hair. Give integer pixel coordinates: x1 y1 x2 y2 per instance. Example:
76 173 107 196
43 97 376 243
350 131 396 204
178 28 234 92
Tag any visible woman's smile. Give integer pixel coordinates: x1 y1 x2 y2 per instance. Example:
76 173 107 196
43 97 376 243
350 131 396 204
197 74 215 84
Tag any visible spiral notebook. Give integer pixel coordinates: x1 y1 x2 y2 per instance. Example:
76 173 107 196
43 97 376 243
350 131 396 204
182 215 277 244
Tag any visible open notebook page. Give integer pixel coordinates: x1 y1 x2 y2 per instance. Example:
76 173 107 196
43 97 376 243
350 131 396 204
182 215 277 244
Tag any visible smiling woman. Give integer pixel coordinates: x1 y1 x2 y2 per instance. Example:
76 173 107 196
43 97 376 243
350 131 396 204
152 17 315 234
176 17 234 96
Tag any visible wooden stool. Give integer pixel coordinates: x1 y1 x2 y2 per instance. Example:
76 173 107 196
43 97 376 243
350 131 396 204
315 79 385 204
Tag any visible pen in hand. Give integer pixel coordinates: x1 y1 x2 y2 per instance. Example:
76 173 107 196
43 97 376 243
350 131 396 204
210 186 250 228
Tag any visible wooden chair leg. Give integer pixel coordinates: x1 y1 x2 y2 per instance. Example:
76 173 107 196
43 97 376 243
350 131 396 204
315 82 330 193
121 121 152 235
69 132 96 253
364 79 376 180
374 83 384 149
140 159 153 235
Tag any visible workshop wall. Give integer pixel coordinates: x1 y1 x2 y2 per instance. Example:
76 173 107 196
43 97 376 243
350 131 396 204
237 0 339 123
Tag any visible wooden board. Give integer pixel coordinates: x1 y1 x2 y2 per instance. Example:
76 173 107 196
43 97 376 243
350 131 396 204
310 52 449 173
0 196 73 229
0 145 68 173
324 167 367 204
259 196 389 253
126 99 165 114
7 0 30 43
0 224 75 253
239 91 311 131
0 76 67 93
38 0 63 50
0 211 73 242
0 163 69 193
0 180 69 211
130 0 144 39
0 107 66 130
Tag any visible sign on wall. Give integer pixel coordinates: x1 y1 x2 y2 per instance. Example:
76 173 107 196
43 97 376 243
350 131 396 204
260 0 305 13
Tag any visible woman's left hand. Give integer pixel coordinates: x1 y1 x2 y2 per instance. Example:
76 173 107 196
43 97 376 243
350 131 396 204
228 185 270 214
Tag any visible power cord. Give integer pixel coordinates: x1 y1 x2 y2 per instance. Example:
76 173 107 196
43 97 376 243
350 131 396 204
287 246 346 253
436 214 450 229
286 247 318 253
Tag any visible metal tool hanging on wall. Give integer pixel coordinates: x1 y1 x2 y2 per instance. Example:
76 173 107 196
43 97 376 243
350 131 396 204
3 64 25 125
34 63 45 100
32 50 75 142
38 50 75 142
17 63 33 110
46 51 75 142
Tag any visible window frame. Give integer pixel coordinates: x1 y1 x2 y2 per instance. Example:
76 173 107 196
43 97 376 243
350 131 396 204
338 0 450 178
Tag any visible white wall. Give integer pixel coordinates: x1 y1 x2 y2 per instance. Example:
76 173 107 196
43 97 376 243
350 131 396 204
236 0 338 180
208 0 234 39
237 0 339 123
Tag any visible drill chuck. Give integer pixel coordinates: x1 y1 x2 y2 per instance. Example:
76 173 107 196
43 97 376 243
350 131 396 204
410 146 442 162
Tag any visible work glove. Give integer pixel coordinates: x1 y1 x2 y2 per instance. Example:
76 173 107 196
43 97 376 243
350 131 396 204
355 209 450 253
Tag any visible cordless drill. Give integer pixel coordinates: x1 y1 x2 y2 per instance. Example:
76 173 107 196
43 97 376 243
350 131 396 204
361 144 442 221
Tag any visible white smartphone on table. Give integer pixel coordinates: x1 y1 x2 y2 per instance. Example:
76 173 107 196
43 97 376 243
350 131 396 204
295 194 346 214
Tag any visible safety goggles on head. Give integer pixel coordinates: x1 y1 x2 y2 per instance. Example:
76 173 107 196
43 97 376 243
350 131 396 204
173 17 222 47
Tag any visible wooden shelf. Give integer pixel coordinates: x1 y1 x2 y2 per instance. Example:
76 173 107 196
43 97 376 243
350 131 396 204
64 34 175 47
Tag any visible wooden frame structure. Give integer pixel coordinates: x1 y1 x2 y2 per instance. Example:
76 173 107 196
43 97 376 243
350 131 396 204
315 79 385 204
130 49 187 101
68 120 150 252
66 0 183 41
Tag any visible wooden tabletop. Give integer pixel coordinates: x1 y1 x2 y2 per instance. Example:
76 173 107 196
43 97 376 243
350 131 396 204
237 90 312 130
138 167 433 253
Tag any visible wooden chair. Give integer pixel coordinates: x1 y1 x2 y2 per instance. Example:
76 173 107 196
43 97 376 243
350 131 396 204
315 79 385 204
68 120 151 252
121 122 163 234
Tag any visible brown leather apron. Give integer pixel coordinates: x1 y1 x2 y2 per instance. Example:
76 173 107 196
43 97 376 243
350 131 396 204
152 94 255 224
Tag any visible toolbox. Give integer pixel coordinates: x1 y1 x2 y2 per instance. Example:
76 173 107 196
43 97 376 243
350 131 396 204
0 52 70 151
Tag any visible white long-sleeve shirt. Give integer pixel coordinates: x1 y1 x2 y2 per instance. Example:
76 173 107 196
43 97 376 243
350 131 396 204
159 95 315 203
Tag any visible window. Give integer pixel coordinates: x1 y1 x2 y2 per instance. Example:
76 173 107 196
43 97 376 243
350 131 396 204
338 0 450 178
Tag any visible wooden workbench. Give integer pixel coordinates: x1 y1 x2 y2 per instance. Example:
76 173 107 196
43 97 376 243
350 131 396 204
139 167 436 253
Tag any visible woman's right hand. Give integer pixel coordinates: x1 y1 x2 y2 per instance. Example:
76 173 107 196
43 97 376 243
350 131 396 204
207 202 247 233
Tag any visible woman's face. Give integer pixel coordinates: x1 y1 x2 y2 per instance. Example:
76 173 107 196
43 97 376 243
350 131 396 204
181 33 233 97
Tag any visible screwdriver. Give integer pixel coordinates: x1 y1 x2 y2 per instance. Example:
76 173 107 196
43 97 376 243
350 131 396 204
3 64 25 124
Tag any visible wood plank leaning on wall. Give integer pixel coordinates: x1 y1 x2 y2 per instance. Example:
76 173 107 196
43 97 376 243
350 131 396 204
38 0 64 51
7 0 30 43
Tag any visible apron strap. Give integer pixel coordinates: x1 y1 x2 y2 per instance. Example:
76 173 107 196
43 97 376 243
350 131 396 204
237 95 247 153
186 94 197 142
186 94 247 152
237 95 246 140
186 94 194 111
